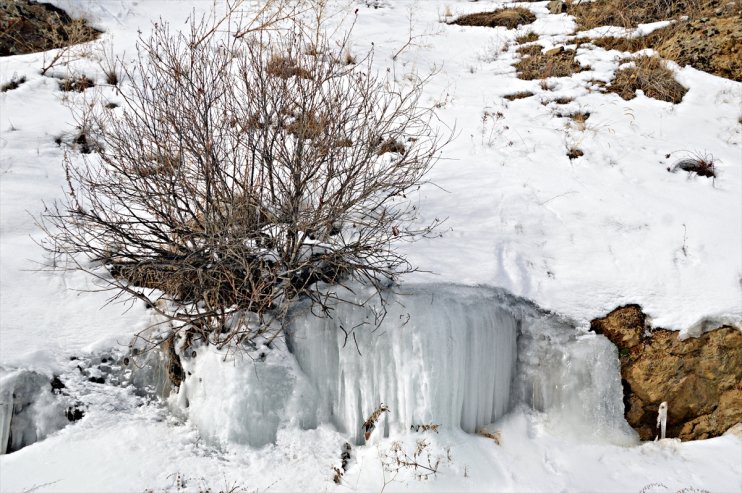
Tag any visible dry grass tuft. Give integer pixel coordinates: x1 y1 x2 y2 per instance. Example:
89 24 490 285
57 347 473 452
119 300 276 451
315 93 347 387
266 55 312 79
59 74 95 92
514 46 585 80
1 74 26 92
552 96 574 104
607 56 687 103
451 8 536 29
478 428 502 444
567 147 584 160
504 91 534 101
516 32 539 44
669 151 717 178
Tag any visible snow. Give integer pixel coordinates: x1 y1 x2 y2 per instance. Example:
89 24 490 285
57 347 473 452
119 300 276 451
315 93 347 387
1 0 741 491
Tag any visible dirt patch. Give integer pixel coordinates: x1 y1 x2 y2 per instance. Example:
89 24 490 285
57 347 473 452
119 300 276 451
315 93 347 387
607 56 687 103
514 46 586 80
0 0 100 57
451 8 536 29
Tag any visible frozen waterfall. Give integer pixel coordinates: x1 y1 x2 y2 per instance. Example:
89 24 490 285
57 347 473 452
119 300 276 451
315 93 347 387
173 283 637 448
287 284 522 444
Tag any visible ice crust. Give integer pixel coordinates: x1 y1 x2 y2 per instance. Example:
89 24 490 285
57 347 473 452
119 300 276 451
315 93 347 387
174 284 637 448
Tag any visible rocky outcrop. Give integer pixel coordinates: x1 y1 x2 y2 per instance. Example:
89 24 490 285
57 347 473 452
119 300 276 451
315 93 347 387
591 305 741 441
0 0 99 57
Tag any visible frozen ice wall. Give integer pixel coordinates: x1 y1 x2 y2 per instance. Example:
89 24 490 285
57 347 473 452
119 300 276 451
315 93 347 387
513 315 639 445
174 283 637 448
287 284 522 444
0 368 70 454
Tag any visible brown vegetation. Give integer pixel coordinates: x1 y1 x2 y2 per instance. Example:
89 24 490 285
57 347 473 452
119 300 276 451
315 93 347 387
514 46 585 80
607 56 687 103
504 91 534 101
574 0 741 81
451 8 536 29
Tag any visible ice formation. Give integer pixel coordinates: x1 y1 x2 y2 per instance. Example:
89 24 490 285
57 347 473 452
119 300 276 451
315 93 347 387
0 368 70 454
287 284 520 444
171 283 638 448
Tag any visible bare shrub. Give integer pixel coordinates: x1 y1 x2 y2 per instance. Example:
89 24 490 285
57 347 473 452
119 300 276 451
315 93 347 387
607 56 687 103
39 10 446 347
451 8 536 29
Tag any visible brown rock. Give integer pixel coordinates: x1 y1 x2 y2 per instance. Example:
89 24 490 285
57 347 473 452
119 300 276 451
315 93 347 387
591 305 742 441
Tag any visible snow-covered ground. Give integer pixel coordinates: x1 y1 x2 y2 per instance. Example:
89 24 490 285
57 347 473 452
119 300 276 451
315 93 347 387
1 0 740 491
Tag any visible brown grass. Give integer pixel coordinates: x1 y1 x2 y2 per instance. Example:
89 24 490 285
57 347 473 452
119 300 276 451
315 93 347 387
568 0 705 31
504 91 534 101
266 55 312 79
552 96 574 104
59 74 95 92
576 0 741 82
567 147 584 160
514 46 585 80
516 32 539 44
607 56 687 103
451 8 536 29
478 428 501 444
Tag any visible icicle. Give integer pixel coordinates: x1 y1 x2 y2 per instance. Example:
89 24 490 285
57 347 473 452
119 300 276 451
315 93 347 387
656 401 668 440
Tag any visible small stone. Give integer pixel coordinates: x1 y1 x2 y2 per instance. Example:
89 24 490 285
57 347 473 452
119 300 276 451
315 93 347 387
545 46 564 56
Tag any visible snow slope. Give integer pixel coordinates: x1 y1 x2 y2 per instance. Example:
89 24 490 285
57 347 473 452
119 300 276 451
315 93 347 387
1 0 741 492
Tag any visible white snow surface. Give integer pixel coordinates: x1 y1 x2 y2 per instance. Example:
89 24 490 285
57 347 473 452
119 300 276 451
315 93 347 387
1 0 741 491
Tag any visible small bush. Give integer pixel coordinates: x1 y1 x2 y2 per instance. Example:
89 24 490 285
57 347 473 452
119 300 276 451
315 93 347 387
607 56 687 103
40 12 446 346
451 8 536 29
